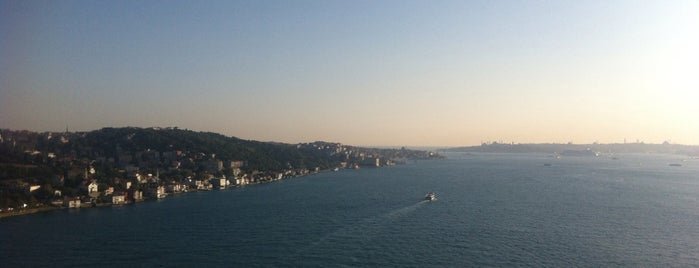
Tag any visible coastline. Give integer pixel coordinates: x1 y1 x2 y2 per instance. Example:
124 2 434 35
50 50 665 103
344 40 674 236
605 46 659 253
0 206 60 219
0 166 357 220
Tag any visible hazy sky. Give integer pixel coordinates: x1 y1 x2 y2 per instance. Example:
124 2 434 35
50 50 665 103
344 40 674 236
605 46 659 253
1 0 698 146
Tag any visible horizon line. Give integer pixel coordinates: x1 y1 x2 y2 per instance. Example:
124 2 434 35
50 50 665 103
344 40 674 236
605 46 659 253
2 126 699 148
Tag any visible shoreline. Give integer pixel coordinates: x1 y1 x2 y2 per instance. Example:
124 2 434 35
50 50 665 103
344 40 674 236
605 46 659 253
0 206 61 219
0 167 358 220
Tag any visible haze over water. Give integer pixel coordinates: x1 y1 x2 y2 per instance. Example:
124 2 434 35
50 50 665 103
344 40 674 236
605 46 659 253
2 1 698 146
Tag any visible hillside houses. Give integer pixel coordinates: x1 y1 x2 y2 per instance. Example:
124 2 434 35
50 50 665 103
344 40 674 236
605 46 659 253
0 127 443 214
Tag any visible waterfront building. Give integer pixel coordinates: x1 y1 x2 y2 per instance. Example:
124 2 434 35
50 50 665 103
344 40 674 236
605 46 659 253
64 198 81 208
156 186 167 199
112 194 126 205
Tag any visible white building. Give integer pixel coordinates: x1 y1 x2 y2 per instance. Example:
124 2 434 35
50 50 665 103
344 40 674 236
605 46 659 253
29 185 41 192
133 190 144 202
156 186 167 199
112 195 126 205
65 198 81 208
88 181 99 197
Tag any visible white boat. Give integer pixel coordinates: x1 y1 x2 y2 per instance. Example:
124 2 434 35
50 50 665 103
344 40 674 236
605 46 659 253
424 192 436 201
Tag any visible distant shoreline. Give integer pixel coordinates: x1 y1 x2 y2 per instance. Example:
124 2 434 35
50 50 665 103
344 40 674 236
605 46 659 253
443 142 699 157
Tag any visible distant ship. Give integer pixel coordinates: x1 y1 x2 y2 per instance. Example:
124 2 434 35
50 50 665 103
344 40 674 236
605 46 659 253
424 192 436 201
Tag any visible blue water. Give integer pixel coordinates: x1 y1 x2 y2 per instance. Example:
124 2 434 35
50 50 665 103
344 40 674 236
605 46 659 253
2 153 699 267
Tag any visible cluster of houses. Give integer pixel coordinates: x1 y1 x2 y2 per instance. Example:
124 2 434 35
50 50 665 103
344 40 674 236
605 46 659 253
6 146 393 211
1 129 442 214
43 166 326 208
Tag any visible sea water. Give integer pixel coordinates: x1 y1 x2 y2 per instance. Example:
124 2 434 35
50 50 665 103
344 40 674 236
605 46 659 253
2 153 699 267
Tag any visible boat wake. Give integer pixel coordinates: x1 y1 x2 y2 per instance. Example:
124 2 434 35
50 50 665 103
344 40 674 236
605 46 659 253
285 200 428 263
385 200 429 219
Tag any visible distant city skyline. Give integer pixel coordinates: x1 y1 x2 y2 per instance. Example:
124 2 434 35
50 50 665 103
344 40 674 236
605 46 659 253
2 1 698 146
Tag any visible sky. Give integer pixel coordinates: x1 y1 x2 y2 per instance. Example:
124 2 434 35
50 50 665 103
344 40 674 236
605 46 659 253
1 0 698 147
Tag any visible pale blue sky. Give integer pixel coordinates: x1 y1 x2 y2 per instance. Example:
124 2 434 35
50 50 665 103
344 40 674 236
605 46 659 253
2 0 697 146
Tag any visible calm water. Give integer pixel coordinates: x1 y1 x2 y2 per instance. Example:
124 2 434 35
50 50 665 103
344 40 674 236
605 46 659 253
3 153 699 267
